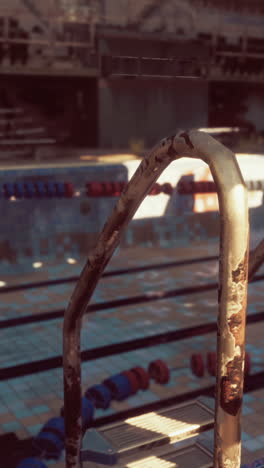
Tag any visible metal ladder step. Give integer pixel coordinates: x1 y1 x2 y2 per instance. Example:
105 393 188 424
117 441 213 468
81 440 213 467
80 397 214 466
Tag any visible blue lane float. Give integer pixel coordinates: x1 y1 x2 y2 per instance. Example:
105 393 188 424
241 459 264 468
32 417 65 460
46 181 56 197
16 458 47 468
3 182 15 198
60 396 94 430
14 182 24 198
55 181 66 197
32 431 64 460
24 181 35 198
35 181 46 197
81 396 95 429
41 417 65 439
103 374 132 401
85 384 112 409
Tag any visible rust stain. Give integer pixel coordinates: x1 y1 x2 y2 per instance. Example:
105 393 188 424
222 251 249 415
216 449 239 468
228 312 244 346
228 281 247 346
165 135 178 158
232 246 249 283
232 261 247 283
180 132 194 149
167 144 178 158
220 356 243 416
65 376 81 418
64 365 82 464
155 155 165 163
229 249 249 346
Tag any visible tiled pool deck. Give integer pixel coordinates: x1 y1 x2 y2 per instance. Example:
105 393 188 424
0 241 264 467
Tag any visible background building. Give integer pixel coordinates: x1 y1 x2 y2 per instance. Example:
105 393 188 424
0 0 264 155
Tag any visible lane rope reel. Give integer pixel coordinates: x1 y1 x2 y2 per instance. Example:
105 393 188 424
14 182 24 198
46 181 57 197
241 457 264 468
24 181 36 198
35 181 46 198
64 182 74 197
103 374 132 401
32 417 65 460
86 182 105 197
3 182 15 198
147 353 205 384
61 396 94 430
55 182 66 197
121 370 140 394
130 367 150 390
207 351 251 377
207 351 217 377
16 458 47 468
148 359 170 384
85 384 112 409
190 353 205 378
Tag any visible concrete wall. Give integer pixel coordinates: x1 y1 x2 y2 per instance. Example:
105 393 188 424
245 88 264 133
98 77 208 148
209 82 264 133
0 75 98 147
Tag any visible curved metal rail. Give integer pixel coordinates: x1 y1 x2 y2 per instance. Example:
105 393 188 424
63 129 249 468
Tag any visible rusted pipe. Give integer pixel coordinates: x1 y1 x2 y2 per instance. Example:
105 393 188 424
63 129 249 468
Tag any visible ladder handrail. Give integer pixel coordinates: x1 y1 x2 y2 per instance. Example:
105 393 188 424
63 129 249 468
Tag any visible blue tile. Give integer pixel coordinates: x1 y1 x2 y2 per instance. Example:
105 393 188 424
1 392 19 403
243 439 264 452
16 408 35 419
256 434 264 445
31 405 50 415
2 421 23 432
242 405 253 416
137 392 158 404
243 394 254 404
27 423 44 436
94 407 114 418
242 432 251 442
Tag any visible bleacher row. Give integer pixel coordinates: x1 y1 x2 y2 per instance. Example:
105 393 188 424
0 10 95 69
0 105 55 159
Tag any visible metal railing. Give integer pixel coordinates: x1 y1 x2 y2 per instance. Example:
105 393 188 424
62 129 253 467
0 9 98 65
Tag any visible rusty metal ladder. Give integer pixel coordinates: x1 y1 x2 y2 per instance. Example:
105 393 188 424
61 129 264 467
80 396 215 467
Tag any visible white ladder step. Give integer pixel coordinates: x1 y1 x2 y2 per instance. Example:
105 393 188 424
81 398 214 466
81 441 213 467
118 441 213 468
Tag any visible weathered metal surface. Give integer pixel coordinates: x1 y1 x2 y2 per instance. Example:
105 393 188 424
63 129 249 468
80 399 214 463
